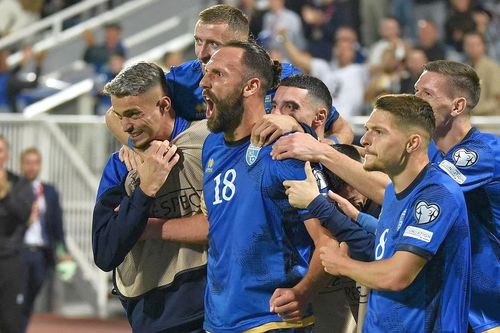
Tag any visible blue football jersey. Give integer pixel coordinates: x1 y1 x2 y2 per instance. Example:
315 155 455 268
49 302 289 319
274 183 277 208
202 134 316 332
363 165 471 333
430 128 500 332
166 60 339 124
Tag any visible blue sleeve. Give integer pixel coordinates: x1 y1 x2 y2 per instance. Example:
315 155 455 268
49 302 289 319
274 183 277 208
50 186 65 245
166 61 206 121
307 195 374 261
357 212 378 234
96 153 128 200
92 154 154 272
438 141 495 192
396 185 461 261
325 105 340 132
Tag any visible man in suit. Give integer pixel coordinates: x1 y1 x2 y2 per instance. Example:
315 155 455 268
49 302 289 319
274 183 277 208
20 147 75 331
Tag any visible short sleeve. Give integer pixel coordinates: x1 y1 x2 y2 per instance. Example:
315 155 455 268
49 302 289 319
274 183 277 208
396 185 461 261
438 143 494 191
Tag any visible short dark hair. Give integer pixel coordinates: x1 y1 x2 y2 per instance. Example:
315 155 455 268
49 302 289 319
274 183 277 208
423 60 481 111
103 62 169 97
279 75 332 112
224 40 281 95
374 94 435 142
199 4 249 40
325 144 362 193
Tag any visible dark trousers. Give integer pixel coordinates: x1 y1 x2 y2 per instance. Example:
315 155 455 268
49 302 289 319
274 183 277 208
20 247 52 332
0 254 26 333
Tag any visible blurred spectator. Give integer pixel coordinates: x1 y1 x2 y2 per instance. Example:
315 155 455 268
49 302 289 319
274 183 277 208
301 0 358 61
390 0 416 41
445 0 476 53
335 26 366 64
463 32 500 116
0 135 34 333
416 19 447 61
368 17 407 70
399 48 428 94
93 52 125 115
472 4 500 62
359 0 389 47
20 147 76 332
414 0 447 40
83 22 126 74
260 0 306 61
237 0 265 38
281 31 368 120
364 47 404 105
0 47 46 113
319 40 368 120
161 49 184 71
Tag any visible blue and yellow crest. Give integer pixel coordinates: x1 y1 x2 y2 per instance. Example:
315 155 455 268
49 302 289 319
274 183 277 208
205 158 215 173
245 144 261 166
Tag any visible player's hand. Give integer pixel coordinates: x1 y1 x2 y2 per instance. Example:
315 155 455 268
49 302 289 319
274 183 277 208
251 114 303 147
119 145 141 171
137 140 180 197
319 239 350 276
328 190 360 221
283 161 319 209
269 286 311 322
140 218 166 240
271 132 328 162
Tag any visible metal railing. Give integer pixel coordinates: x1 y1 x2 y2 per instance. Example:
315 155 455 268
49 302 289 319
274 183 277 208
0 113 119 317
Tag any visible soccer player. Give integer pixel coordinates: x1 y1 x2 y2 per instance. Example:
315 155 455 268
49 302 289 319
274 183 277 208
270 75 368 332
271 61 500 332
92 62 209 332
200 40 331 332
106 4 354 147
321 94 471 332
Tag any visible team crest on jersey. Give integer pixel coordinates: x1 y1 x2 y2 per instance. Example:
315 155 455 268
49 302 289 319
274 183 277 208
246 144 261 166
452 148 478 167
205 158 215 173
414 200 440 224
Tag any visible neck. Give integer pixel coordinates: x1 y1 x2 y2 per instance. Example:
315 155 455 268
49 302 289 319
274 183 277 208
224 99 266 142
157 109 176 141
390 152 429 194
433 116 472 155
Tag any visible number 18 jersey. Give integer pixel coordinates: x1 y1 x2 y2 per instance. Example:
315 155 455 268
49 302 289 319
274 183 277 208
202 133 315 333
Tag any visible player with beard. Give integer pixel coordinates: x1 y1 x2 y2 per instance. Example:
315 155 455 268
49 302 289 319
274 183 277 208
105 4 354 152
200 40 331 332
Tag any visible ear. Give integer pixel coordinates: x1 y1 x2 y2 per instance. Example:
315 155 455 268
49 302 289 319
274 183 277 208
242 78 260 97
312 108 328 128
450 96 467 117
406 134 422 153
158 96 172 114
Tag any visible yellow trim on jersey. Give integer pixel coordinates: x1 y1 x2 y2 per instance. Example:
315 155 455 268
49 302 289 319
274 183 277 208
241 316 315 333
481 326 500 333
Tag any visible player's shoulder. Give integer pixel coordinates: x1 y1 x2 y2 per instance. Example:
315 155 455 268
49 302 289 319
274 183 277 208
166 59 202 80
280 62 302 79
414 165 465 206
445 129 498 174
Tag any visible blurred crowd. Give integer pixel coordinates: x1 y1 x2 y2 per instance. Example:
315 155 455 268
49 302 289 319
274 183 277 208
0 0 499 118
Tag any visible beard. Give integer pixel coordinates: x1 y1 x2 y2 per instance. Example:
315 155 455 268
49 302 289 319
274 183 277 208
206 87 244 136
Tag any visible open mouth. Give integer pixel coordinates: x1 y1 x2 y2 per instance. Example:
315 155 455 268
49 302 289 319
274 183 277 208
203 91 215 118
